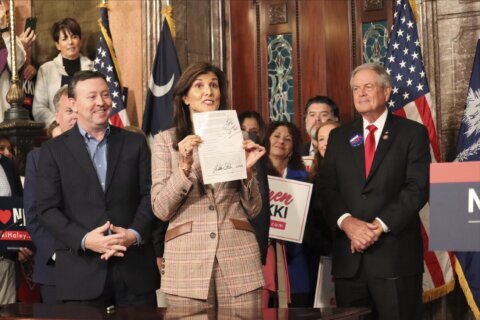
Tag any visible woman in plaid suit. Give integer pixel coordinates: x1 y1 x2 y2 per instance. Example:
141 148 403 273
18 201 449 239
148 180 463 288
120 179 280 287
151 62 266 308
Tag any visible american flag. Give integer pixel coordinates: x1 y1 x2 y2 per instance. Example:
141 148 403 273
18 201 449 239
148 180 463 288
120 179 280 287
384 0 455 302
93 3 129 128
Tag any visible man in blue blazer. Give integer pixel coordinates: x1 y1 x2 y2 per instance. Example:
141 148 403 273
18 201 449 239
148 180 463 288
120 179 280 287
36 71 159 306
319 63 430 320
24 86 77 303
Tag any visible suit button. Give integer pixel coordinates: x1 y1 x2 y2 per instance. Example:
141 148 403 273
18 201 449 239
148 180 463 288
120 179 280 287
209 205 215 211
182 189 188 194
161 270 165 275
361 194 367 199
210 232 216 239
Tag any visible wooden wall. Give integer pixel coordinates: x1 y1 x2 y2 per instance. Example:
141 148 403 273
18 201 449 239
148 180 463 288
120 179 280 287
225 0 355 143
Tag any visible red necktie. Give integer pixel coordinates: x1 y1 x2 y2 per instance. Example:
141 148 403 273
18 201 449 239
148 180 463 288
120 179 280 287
364 124 377 177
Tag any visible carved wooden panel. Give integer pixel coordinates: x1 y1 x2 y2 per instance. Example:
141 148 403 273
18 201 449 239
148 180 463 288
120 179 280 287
268 2 287 25
363 0 383 11
226 0 355 135
420 0 480 161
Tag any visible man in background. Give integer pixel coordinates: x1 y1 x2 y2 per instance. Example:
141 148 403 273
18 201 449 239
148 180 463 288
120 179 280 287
302 96 339 156
24 85 77 303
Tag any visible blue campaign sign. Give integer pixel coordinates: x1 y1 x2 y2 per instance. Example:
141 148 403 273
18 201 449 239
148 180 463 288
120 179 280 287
430 162 480 251
0 196 34 253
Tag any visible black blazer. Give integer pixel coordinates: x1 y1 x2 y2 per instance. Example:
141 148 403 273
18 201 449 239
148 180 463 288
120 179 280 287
24 148 56 285
319 113 430 279
36 125 159 300
247 133 270 265
249 153 270 265
302 142 312 156
0 155 22 197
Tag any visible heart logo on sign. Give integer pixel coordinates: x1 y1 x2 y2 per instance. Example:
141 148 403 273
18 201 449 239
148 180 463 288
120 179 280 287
0 209 12 224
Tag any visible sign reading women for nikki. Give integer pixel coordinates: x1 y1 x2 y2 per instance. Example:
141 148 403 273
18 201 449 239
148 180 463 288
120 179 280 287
267 176 312 243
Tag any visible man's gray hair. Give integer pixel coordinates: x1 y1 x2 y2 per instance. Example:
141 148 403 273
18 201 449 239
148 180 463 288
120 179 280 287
350 63 391 89
53 85 69 112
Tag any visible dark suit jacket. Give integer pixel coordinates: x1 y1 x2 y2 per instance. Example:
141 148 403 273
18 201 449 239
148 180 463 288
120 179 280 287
24 148 56 285
249 152 270 265
319 112 430 279
248 133 270 265
0 155 22 197
36 125 159 300
302 142 312 156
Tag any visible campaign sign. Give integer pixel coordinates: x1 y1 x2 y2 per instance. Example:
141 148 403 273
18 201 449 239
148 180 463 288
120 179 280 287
267 176 312 243
430 162 480 251
0 196 33 253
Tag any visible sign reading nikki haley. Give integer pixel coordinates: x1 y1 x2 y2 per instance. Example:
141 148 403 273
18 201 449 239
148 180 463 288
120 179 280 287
430 162 480 251
267 176 312 243
0 197 33 253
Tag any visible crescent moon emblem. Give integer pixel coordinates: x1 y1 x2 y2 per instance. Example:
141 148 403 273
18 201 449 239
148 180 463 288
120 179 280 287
149 73 175 97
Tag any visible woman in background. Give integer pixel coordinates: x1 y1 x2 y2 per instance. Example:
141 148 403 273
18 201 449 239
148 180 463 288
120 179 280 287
264 121 313 307
33 18 92 127
151 62 266 308
238 110 267 143
304 120 340 294
237 110 271 273
308 120 341 181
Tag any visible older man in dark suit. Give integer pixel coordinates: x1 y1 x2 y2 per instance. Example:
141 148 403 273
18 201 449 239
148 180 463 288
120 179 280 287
36 71 159 306
319 63 430 320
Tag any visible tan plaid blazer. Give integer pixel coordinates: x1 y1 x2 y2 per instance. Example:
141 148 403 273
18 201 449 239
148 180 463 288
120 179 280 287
151 129 265 300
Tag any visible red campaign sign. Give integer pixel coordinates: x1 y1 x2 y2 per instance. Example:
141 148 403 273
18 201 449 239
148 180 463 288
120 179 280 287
268 176 313 243
1 230 32 241
270 220 286 230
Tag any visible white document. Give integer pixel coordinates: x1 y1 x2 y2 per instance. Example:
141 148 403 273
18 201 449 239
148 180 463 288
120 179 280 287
192 110 246 184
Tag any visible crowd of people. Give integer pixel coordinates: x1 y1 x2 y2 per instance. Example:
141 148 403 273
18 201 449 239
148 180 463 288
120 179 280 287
0 5 430 320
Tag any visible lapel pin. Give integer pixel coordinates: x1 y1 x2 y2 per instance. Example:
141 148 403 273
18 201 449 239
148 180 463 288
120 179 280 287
349 134 363 147
382 130 389 140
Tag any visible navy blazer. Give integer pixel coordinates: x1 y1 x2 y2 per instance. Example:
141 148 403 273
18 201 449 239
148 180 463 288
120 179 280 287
36 125 159 300
24 148 55 285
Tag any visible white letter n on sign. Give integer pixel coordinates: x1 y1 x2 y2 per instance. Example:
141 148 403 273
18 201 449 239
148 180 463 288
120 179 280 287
468 188 480 213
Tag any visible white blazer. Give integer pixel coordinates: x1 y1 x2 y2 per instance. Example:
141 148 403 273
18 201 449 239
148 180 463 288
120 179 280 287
32 53 93 126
